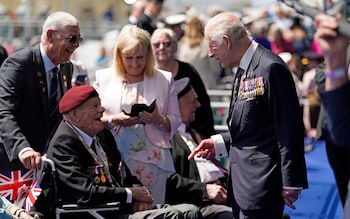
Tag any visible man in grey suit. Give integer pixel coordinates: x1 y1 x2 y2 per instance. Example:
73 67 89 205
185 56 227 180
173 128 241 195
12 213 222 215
188 12 308 219
0 11 81 189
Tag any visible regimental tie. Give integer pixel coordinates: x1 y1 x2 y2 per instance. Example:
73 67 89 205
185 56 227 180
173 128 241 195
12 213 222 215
49 67 59 117
90 139 97 154
227 67 244 125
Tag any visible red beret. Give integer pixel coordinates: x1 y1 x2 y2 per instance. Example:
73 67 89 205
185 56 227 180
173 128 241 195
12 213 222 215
59 85 98 114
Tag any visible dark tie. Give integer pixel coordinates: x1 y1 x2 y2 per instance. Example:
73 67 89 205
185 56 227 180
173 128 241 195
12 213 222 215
186 126 201 145
91 139 97 153
49 67 59 116
227 67 244 125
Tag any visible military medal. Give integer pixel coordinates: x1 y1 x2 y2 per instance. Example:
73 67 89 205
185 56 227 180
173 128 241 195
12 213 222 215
100 166 106 183
94 175 100 184
101 175 106 183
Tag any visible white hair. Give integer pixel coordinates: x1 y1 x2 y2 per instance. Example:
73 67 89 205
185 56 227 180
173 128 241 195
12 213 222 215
205 12 248 45
41 11 79 42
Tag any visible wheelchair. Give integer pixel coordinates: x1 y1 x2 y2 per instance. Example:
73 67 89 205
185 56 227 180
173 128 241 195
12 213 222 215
36 156 120 219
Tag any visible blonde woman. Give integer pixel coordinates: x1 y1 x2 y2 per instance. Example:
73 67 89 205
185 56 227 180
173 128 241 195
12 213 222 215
93 24 181 205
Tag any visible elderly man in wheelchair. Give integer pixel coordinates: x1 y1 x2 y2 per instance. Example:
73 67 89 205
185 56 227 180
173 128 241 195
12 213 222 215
32 85 203 219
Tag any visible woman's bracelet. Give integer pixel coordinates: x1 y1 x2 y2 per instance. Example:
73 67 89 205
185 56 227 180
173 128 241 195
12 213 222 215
158 115 167 130
325 66 348 79
107 116 114 129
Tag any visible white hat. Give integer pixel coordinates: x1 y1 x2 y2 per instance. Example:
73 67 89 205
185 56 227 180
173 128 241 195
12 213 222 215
278 52 292 64
174 77 191 98
164 14 187 26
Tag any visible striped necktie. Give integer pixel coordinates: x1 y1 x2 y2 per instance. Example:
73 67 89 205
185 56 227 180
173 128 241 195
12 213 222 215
49 67 59 116
227 67 244 125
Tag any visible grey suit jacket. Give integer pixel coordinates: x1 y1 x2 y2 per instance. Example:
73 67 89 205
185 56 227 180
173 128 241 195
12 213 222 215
0 44 72 172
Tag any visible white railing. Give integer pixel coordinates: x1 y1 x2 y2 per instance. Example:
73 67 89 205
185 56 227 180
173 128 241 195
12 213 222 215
208 89 231 132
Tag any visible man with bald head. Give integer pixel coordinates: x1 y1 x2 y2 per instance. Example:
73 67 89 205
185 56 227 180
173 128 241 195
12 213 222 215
188 12 308 219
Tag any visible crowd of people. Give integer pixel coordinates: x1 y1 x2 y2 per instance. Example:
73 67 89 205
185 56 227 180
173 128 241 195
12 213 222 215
0 0 349 218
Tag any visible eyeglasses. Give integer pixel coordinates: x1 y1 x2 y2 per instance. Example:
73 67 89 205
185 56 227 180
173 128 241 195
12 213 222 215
152 41 172 49
56 31 84 44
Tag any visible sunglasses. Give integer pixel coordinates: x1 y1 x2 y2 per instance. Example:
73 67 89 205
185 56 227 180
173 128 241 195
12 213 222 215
152 41 172 49
56 31 84 44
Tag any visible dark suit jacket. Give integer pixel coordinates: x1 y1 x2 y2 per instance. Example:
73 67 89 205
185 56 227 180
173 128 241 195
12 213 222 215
166 132 227 206
317 62 350 145
221 45 308 210
35 122 140 217
0 44 72 172
167 132 206 205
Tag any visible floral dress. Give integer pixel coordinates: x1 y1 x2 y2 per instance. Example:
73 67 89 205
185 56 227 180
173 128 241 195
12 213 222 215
116 81 175 205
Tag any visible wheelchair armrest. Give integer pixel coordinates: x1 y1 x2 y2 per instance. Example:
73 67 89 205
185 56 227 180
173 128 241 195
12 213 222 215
61 202 120 210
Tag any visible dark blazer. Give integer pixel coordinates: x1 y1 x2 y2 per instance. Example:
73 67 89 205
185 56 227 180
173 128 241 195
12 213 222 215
48 122 137 205
166 132 206 205
221 45 308 210
167 132 227 205
174 60 216 138
0 44 72 172
317 64 350 145
35 122 140 217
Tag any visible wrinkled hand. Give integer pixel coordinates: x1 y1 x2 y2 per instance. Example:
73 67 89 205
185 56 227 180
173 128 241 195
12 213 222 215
205 184 227 204
188 138 215 160
282 189 301 209
117 112 141 127
133 200 152 212
19 150 41 170
129 186 154 203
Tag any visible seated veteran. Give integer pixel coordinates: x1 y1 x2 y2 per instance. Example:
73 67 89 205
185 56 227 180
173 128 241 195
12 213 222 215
34 85 203 219
166 78 233 219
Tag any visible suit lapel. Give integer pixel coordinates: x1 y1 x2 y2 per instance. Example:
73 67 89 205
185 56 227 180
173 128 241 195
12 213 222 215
247 45 264 74
227 45 264 129
173 132 200 177
59 63 73 94
30 45 50 122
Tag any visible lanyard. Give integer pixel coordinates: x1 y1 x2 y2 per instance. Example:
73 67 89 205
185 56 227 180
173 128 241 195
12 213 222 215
64 120 114 185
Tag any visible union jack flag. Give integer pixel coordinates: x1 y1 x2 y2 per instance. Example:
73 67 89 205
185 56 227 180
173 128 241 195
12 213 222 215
0 169 34 201
24 179 42 212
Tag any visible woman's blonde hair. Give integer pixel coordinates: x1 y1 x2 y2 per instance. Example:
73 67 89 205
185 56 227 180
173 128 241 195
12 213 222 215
113 24 155 78
180 16 204 48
